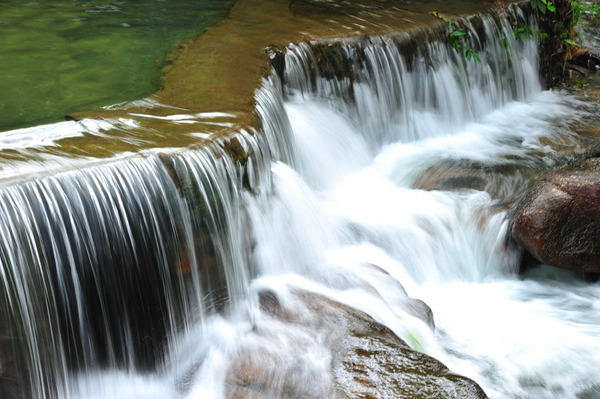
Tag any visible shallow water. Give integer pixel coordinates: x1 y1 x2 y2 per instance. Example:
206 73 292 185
0 0 232 131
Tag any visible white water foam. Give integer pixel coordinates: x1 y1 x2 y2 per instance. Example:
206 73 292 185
274 81 600 398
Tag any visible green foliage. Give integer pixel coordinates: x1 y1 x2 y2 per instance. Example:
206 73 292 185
564 38 578 45
529 0 583 46
569 0 600 45
569 0 584 27
531 0 556 14
449 24 466 53
430 11 481 63
465 46 481 62
568 0 600 27
513 23 534 41
585 0 600 15
433 0 596 66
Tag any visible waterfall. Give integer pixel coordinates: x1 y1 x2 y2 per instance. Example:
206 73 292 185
0 131 272 398
259 8 599 399
282 13 540 148
2 4 600 399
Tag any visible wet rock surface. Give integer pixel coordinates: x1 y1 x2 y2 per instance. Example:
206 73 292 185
225 289 487 398
0 335 27 399
332 314 487 399
412 163 544 209
415 166 490 193
510 157 600 272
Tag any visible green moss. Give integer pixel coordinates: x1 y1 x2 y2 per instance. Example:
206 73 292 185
404 328 427 353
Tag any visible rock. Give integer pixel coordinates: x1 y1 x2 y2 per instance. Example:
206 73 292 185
413 163 554 209
569 63 590 77
415 166 489 193
310 42 355 81
510 158 600 272
222 137 249 166
226 290 487 398
331 299 487 399
265 45 286 83
364 263 436 329
0 334 28 399
405 298 436 330
570 48 600 72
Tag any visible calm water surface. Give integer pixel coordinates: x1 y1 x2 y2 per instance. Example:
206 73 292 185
0 0 232 132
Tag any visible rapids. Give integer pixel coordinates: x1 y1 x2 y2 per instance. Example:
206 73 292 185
1 4 600 399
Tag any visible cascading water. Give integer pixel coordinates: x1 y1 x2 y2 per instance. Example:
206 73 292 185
252 10 600 398
0 133 270 398
1 4 600 399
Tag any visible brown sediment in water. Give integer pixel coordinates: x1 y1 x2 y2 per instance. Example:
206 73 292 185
66 0 499 137
152 0 492 119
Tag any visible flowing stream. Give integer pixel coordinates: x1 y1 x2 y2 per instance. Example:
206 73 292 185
1 5 600 399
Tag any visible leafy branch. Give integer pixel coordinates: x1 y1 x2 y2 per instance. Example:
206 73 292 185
513 23 534 41
430 11 481 63
531 0 556 14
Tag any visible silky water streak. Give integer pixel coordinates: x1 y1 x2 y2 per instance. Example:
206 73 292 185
0 131 270 398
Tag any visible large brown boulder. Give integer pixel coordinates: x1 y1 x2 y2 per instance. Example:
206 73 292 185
510 158 600 272
226 288 487 398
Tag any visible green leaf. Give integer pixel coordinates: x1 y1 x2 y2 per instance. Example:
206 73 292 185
531 0 547 14
513 29 520 40
450 38 462 53
539 3 547 13
525 25 533 36
464 47 481 64
513 23 533 42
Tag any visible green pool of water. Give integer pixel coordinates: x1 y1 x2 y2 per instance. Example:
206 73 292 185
0 0 232 132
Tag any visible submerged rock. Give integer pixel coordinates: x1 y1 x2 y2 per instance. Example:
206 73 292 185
510 157 600 272
226 289 487 398
415 166 489 193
